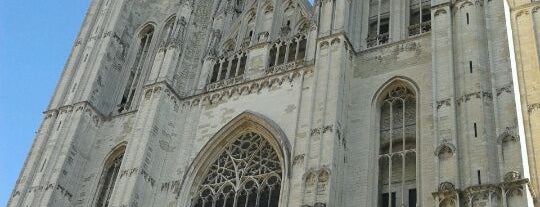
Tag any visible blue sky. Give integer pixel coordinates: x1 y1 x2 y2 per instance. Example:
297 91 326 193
0 0 90 205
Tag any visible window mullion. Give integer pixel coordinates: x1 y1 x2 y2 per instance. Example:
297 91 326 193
388 100 393 207
400 98 405 206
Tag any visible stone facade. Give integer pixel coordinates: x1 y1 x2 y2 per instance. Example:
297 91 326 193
507 0 540 206
7 0 539 206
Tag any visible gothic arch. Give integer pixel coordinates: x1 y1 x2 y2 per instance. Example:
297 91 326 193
178 111 291 207
91 142 127 207
371 76 420 107
370 76 420 207
136 22 157 38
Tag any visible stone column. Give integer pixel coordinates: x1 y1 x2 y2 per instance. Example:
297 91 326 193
430 2 460 205
454 1 500 205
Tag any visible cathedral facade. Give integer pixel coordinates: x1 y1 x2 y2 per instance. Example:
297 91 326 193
8 0 540 206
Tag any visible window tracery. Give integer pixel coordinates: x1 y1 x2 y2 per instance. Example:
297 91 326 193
209 52 247 84
267 36 307 69
191 131 282 207
378 85 417 207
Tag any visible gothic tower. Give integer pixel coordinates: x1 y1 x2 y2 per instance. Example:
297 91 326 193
7 0 538 206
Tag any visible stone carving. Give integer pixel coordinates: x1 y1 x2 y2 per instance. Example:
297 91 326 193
496 84 513 96
293 154 305 165
504 171 521 182
439 182 456 192
528 102 540 113
498 127 519 144
435 143 456 159
310 125 334 136
436 98 452 109
456 91 493 105
192 132 282 207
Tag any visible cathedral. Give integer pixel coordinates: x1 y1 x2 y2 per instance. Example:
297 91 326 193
7 0 540 206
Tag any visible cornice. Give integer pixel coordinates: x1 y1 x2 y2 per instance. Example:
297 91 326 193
44 101 105 126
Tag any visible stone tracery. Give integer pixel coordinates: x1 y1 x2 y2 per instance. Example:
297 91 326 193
191 131 282 207
378 84 417 207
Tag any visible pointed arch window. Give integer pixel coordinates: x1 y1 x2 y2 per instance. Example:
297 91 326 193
191 131 282 207
161 17 177 48
118 25 155 113
94 146 126 207
378 85 417 207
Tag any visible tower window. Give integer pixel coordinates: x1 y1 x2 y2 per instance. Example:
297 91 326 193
118 25 154 113
94 146 126 207
408 0 431 36
367 0 391 47
469 61 473 73
378 84 417 207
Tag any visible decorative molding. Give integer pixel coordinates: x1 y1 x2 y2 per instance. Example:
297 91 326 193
433 182 458 204
496 84 513 96
44 101 104 126
462 184 500 201
504 171 522 182
119 168 156 187
310 125 334 136
498 126 519 144
528 102 540 113
434 8 448 16
207 75 246 91
436 98 452 109
293 154 305 165
456 91 492 105
160 180 181 192
23 183 73 201
143 81 181 112
434 142 456 158
182 65 314 107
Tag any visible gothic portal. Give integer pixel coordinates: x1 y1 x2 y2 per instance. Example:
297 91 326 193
8 0 540 206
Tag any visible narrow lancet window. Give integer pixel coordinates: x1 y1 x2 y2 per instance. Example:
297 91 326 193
94 146 126 207
118 26 155 113
378 85 417 207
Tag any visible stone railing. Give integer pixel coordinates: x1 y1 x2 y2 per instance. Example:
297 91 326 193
266 60 306 75
408 21 431 36
207 75 245 91
366 33 390 48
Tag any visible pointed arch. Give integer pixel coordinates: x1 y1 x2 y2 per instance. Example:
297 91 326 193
371 77 419 207
179 111 291 207
372 76 420 107
92 142 127 207
160 15 177 45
